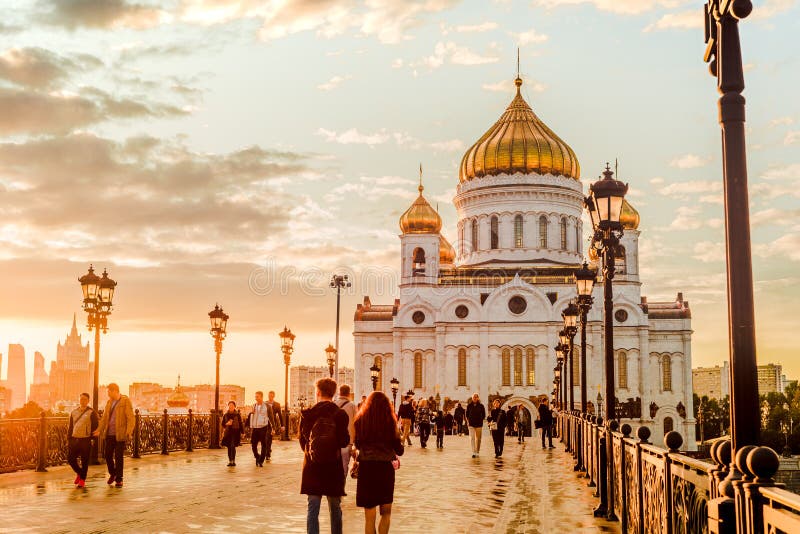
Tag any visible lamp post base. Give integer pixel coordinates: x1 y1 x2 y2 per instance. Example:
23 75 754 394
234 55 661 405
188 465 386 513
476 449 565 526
281 408 290 441
209 410 221 449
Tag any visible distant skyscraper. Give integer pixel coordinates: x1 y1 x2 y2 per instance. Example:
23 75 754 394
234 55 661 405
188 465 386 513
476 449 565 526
33 352 48 384
28 351 51 410
7 344 26 410
49 315 91 405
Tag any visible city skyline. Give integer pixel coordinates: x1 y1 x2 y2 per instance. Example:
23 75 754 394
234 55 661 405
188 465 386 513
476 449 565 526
0 1 798 400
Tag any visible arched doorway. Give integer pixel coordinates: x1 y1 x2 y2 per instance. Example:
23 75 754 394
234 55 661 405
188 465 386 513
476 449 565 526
500 396 537 438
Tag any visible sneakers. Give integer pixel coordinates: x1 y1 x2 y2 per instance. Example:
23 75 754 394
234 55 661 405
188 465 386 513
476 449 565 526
77 479 85 488
115 481 123 488
107 475 115 485
227 462 233 467
74 475 80 485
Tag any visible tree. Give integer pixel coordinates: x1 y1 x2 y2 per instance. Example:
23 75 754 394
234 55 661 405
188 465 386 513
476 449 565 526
5 401 44 419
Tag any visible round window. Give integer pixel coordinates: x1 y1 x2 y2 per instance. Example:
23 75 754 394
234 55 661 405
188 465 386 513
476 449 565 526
615 309 628 323
412 311 425 324
455 305 469 319
508 296 527 315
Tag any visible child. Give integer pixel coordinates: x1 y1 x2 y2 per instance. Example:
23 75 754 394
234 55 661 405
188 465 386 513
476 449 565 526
434 410 445 449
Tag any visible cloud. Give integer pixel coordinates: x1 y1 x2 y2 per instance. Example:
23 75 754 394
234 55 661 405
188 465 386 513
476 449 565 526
359 175 415 186
769 116 794 128
668 206 703 230
429 139 464 152
510 28 549 45
315 127 391 146
317 74 352 91
692 241 725 263
419 41 499 70
533 0 688 16
455 22 497 33
658 180 722 200
323 181 416 203
40 0 169 30
752 208 800 227
784 131 800 145
0 47 103 89
482 77 546 93
643 10 700 32
751 0 797 20
756 233 800 262
669 153 712 169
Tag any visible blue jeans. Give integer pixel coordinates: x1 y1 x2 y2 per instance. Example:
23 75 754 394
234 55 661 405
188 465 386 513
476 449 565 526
307 494 342 534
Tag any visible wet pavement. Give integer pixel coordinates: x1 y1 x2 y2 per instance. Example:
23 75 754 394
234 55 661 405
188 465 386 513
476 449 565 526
0 432 620 533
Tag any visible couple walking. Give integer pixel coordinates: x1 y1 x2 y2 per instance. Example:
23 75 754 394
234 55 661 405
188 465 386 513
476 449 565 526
221 390 283 466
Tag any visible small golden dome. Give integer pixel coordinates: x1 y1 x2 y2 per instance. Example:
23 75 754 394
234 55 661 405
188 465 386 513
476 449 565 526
399 184 442 234
620 199 640 230
167 376 190 408
439 235 456 264
459 77 580 183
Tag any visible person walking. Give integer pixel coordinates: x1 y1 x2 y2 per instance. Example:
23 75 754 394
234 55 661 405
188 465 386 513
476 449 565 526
465 393 485 458
416 398 431 448
538 399 554 449
397 395 413 447
354 391 404 534
248 390 278 466
516 406 528 444
299 377 350 534
221 401 243 466
443 409 453 436
487 399 507 458
267 390 284 444
453 402 465 436
433 410 445 449
335 384 357 479
94 383 134 488
506 406 515 437
67 392 98 488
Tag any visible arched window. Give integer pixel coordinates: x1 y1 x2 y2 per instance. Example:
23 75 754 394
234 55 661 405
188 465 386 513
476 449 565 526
662 354 672 392
576 224 581 254
539 215 548 248
412 247 425 276
615 245 627 274
414 352 423 389
514 215 524 248
526 348 535 385
501 348 511 386
374 356 383 392
664 417 674 434
490 216 499 249
471 219 479 252
560 217 568 250
572 346 580 386
458 348 467 387
514 348 523 386
618 351 628 389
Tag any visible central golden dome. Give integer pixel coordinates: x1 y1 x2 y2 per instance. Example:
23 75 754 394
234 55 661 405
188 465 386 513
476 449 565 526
459 77 580 183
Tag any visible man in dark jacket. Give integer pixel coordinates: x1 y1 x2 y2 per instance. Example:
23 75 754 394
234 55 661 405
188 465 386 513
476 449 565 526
397 395 414 446
299 377 350 534
538 398 554 449
465 393 486 458
453 402 466 436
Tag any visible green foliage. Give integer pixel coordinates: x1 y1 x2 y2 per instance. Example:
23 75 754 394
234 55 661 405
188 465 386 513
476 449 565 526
5 401 45 419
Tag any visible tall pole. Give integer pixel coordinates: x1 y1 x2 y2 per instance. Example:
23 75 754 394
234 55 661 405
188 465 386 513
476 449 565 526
211 335 221 449
91 323 101 463
705 0 759 455
568 335 576 411
284 358 289 441
580 307 589 413
602 237 617 522
334 285 341 382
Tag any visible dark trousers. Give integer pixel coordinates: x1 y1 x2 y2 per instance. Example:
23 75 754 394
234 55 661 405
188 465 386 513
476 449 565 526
227 443 236 462
68 437 91 480
492 430 505 456
541 425 553 447
436 430 444 448
251 427 271 462
104 435 126 481
418 422 430 448
518 423 526 442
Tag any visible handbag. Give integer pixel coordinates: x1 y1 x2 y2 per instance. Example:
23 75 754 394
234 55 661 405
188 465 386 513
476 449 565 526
534 419 542 429
488 421 497 431
391 456 400 471
350 460 359 479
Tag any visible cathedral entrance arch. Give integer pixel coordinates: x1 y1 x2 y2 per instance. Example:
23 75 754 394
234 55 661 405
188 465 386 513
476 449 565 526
500 396 538 438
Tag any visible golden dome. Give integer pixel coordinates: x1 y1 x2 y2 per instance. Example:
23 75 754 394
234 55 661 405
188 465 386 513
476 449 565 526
620 199 640 230
399 184 442 234
167 376 190 408
459 77 580 183
439 235 455 264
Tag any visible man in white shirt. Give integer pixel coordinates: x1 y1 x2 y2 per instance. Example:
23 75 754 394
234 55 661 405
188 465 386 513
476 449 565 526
248 390 278 466
335 384 357 478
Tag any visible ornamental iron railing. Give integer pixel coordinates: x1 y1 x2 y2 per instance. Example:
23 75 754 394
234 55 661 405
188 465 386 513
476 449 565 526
0 409 300 474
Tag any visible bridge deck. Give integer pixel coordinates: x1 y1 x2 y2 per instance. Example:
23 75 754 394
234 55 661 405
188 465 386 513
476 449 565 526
0 433 619 533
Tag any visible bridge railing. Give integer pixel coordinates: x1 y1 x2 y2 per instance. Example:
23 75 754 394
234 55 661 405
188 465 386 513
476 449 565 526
556 410 800 534
0 409 301 473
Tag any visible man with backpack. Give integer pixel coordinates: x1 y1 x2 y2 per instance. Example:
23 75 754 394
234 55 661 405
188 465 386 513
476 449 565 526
299 377 350 534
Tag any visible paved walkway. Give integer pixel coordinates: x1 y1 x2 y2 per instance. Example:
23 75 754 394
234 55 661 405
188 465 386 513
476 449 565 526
0 433 619 533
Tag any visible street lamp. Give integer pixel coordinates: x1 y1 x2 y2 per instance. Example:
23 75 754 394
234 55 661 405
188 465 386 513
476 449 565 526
597 392 603 419
558 330 571 411
699 398 706 446
574 262 596 414
279 326 295 441
208 304 229 449
330 274 351 383
783 402 793 457
585 163 627 521
325 343 336 378
370 363 380 391
562 303 579 412
78 265 116 464
390 377 400 410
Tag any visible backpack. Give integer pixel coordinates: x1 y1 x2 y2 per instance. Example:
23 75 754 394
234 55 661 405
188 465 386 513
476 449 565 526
307 414 340 464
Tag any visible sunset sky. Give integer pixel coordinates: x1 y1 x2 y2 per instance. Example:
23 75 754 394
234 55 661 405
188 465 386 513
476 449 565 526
0 0 798 402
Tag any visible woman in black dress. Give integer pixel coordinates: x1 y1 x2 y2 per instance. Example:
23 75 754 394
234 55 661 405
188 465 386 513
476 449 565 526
221 401 243 466
487 399 507 458
354 391 404 534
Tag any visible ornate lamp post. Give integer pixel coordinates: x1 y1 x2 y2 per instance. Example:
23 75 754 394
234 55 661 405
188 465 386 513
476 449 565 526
370 363 380 391
597 392 603 419
586 163 627 521
783 402 793 457
558 330 571 410
78 265 117 464
279 326 295 441
574 262 596 414
325 343 336 378
390 377 400 410
562 303 579 412
699 397 706 446
330 274 351 383
208 304 229 449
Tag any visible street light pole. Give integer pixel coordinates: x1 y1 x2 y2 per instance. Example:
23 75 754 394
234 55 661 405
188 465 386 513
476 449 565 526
370 364 380 391
575 262 596 415
279 326 295 441
208 304 229 449
79 265 116 464
325 343 336 378
562 303 579 412
390 377 399 410
330 274 351 383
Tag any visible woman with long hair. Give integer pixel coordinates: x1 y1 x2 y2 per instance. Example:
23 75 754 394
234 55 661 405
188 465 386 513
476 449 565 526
221 401 243 466
354 391 404 534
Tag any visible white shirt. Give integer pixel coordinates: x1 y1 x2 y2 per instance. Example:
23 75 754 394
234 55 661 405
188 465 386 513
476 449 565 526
252 402 271 429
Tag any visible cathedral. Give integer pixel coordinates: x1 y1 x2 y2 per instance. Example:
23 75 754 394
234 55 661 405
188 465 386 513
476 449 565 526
353 75 695 449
